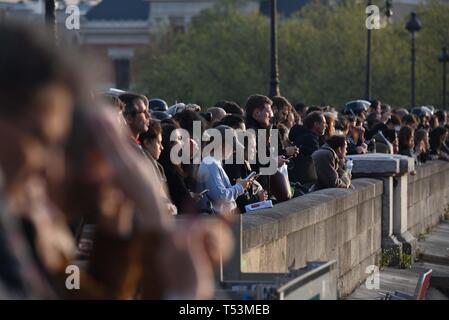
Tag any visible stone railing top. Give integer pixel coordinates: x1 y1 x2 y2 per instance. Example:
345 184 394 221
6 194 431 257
349 153 414 176
241 178 383 252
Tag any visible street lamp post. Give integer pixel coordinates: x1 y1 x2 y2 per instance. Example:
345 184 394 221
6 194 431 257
269 0 280 97
365 1 372 101
439 47 449 109
365 1 393 101
405 12 422 109
45 0 57 42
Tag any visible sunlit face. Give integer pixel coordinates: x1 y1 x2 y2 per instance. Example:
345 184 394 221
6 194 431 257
327 118 335 136
22 83 74 180
126 98 151 135
253 103 273 128
278 105 289 122
315 115 327 136
285 112 295 129
409 134 415 149
34 83 74 145
144 133 163 160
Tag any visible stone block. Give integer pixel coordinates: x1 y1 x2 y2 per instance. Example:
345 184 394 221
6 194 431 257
357 200 373 235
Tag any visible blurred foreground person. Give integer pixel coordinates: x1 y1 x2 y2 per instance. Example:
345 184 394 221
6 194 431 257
0 22 233 300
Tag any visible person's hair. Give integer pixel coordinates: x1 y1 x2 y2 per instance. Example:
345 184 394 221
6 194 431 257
139 120 162 145
381 104 391 113
294 102 307 114
370 100 380 110
366 112 380 129
387 114 401 127
398 125 414 148
335 116 349 133
324 113 335 137
402 114 418 127
435 110 447 125
292 108 301 124
172 109 205 138
276 123 289 147
272 96 292 112
429 115 439 129
429 127 448 154
245 94 272 119
101 93 125 112
221 101 244 117
393 108 409 121
303 111 324 130
415 128 429 151
306 106 322 115
159 122 185 177
382 128 397 144
326 135 346 150
207 125 235 148
119 93 149 116
219 114 245 130
0 22 80 119
206 107 226 123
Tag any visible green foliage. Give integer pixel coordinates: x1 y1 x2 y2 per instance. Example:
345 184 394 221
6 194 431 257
400 252 412 269
133 0 449 109
380 248 396 269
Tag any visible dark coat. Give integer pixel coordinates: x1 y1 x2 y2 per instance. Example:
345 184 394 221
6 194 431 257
398 145 414 158
288 124 319 186
245 116 272 192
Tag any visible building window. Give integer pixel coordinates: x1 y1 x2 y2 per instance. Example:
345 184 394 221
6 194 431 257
114 59 130 90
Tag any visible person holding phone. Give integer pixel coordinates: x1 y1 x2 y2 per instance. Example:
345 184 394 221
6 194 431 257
197 126 253 214
223 130 269 213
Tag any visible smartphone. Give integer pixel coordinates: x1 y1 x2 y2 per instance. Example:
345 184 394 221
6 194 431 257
245 171 257 180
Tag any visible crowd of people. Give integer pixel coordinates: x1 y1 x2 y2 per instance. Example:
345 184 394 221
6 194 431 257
117 91 449 215
1 22 449 300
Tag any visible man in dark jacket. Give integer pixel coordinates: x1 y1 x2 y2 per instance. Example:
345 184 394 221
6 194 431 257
288 111 327 188
311 135 352 191
244 94 289 192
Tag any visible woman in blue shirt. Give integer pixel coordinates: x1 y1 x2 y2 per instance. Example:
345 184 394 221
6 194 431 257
197 125 252 214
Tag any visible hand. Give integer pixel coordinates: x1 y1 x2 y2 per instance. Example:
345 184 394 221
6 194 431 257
257 190 268 201
190 191 203 201
285 146 299 157
167 203 178 216
149 218 234 299
356 146 367 154
277 155 289 168
237 178 252 190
